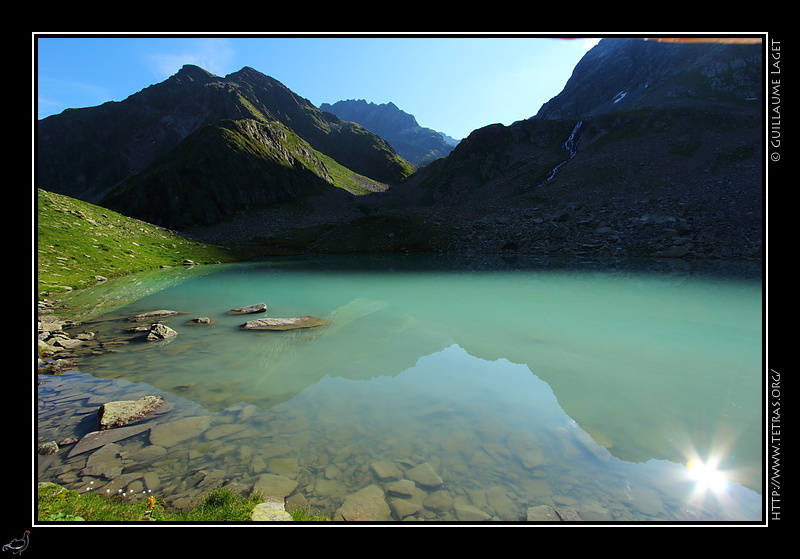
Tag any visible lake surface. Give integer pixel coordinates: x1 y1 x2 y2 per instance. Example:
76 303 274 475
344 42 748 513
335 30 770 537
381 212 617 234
37 254 764 522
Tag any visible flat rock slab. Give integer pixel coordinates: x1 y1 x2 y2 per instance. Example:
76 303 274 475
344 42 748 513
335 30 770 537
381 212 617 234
68 423 152 458
333 484 391 521
405 462 443 488
149 415 211 447
252 473 298 499
241 316 328 331
129 310 180 321
228 302 267 314
98 395 167 430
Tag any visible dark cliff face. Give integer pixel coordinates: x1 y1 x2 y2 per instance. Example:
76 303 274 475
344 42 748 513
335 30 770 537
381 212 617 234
36 65 412 205
536 38 763 120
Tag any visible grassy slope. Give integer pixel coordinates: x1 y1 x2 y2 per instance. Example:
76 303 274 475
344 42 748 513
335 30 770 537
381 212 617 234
36 188 240 295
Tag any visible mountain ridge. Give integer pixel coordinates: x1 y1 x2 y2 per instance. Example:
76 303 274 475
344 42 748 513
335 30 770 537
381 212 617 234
36 38 764 260
37 64 413 209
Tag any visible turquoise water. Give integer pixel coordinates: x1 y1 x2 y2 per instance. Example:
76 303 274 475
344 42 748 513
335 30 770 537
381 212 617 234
37 255 763 522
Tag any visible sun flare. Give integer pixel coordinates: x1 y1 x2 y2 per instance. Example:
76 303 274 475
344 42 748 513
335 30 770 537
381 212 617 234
686 459 729 493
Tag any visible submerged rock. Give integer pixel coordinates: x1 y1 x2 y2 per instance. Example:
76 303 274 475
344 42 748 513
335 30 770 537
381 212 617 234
252 473 298 499
405 462 443 488
149 415 211 447
240 316 328 331
333 484 391 521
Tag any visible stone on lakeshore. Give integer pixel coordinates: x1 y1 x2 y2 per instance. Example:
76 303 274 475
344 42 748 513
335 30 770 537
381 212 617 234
68 423 152 458
423 489 454 512
129 310 179 321
386 479 415 497
333 484 391 522
228 302 267 314
188 317 213 324
252 473 298 499
203 423 248 440
487 486 520 521
146 323 179 342
260 444 295 459
555 507 583 521
268 457 300 477
53 337 84 350
97 472 145 496
251 498 293 521
149 415 211 447
240 316 328 331
625 486 665 517
389 496 422 519
370 460 403 481
82 442 123 477
527 504 561 521
38 441 59 455
127 445 167 464
405 462 443 488
97 395 166 430
455 504 492 522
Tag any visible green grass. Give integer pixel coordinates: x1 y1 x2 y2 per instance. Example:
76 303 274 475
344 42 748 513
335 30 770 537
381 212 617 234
36 188 240 296
37 483 330 523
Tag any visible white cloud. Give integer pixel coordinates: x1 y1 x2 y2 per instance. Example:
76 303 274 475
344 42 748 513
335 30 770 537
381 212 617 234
147 38 236 79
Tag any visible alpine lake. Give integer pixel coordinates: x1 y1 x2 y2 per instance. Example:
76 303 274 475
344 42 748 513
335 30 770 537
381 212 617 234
37 253 764 523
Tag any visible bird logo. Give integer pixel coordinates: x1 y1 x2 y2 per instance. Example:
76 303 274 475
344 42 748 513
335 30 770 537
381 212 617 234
2 531 29 555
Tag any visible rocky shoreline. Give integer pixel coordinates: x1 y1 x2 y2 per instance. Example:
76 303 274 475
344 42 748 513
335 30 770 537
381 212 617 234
36 299 331 521
36 299 605 522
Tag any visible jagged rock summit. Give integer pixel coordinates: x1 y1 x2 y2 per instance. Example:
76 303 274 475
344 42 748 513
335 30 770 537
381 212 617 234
321 99 458 165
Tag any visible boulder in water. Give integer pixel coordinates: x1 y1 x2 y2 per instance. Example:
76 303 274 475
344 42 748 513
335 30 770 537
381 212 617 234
97 395 167 430
228 303 267 314
333 484 391 521
146 323 178 341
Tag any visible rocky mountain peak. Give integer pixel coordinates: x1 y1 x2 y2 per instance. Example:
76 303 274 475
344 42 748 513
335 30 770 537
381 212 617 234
321 99 456 165
169 64 217 84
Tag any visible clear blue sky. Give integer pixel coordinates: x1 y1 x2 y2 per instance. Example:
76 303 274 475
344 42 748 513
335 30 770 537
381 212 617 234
34 33 602 140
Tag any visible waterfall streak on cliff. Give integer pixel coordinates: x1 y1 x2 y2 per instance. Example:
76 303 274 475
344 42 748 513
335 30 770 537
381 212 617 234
537 120 584 187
